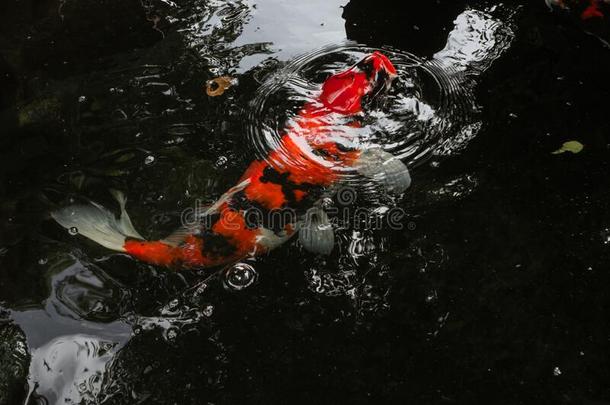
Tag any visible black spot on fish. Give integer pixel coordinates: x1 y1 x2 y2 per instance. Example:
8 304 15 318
230 190 299 234
201 231 237 259
356 57 375 79
335 142 357 153
259 165 322 209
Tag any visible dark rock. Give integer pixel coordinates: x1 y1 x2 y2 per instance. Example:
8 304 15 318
342 0 468 56
0 311 30 405
98 327 227 405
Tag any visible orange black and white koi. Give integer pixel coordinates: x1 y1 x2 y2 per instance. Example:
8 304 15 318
52 52 411 269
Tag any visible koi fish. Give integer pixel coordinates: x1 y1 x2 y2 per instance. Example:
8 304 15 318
546 0 608 20
52 52 411 269
582 0 605 19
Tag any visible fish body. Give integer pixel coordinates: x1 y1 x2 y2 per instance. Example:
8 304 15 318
53 52 406 269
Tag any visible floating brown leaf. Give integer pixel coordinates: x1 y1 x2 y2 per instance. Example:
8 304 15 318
205 76 234 97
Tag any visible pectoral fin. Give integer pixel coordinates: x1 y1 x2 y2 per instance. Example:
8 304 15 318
299 207 334 255
355 148 411 195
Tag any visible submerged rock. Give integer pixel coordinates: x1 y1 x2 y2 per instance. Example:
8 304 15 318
98 328 227 404
17 97 62 128
0 311 30 405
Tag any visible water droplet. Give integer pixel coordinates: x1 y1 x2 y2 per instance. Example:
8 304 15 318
195 283 208 296
164 327 178 342
319 198 334 211
203 304 214 317
144 155 155 165
91 301 105 313
168 298 179 310
68 227 79 235
215 155 228 168
223 263 257 291
601 228 610 245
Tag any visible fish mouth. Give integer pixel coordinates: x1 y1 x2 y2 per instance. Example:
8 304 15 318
362 69 396 109
355 52 398 108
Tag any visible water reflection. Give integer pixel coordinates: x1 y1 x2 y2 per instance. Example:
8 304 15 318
142 0 348 72
232 0 348 71
27 335 119 405
51 258 126 323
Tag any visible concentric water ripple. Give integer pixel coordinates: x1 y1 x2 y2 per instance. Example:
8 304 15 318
246 8 514 190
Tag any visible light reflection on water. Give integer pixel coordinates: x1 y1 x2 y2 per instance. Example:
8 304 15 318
232 0 348 71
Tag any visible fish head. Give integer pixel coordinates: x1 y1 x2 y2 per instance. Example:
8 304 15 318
319 51 398 114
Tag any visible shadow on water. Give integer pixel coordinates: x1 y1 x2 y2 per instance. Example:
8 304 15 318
1 0 610 404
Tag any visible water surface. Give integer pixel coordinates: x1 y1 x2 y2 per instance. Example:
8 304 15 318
1 0 610 403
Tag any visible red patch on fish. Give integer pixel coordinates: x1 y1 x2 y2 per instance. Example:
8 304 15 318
124 240 179 267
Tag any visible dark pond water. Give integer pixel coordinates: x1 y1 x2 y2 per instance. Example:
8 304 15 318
1 0 610 404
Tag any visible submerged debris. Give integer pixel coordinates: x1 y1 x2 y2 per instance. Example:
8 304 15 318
0 314 30 405
205 76 235 97
552 140 584 154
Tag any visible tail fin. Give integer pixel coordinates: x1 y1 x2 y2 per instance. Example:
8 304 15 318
432 8 515 75
51 190 143 252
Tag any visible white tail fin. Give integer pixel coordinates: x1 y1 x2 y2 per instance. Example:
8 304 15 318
51 191 143 252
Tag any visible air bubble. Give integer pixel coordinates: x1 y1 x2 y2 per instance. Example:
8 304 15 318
320 197 334 210
164 327 178 342
203 304 214 317
215 155 228 168
601 228 610 245
168 298 179 310
223 262 257 291
195 283 208 295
